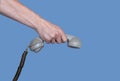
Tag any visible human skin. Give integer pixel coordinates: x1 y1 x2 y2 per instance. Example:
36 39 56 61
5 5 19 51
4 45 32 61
0 0 67 43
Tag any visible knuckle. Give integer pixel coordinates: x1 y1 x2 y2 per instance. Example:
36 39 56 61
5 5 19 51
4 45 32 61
55 31 59 36
63 39 67 42
47 38 51 42
57 38 62 43
55 31 58 34
46 39 51 43
50 33 55 38
44 35 51 43
50 31 59 38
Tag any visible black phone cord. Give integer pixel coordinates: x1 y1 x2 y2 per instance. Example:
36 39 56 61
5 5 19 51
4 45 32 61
13 48 28 81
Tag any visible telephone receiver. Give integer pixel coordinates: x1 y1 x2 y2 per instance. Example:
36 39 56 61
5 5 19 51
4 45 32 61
13 34 81 81
29 34 82 53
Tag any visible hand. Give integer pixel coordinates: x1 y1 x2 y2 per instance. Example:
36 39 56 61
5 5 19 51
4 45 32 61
35 19 67 43
0 0 67 44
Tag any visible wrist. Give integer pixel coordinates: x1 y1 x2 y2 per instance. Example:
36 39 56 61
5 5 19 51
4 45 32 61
33 17 45 31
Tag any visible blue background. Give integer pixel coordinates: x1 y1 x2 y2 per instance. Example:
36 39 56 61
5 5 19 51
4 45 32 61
0 0 120 81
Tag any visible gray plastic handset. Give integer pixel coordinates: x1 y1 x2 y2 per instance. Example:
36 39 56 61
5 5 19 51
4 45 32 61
29 34 81 53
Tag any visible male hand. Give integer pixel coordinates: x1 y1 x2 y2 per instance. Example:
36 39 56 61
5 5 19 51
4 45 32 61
35 19 67 43
0 0 67 43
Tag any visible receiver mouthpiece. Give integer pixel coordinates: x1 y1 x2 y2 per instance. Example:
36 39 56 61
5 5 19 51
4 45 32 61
29 34 81 53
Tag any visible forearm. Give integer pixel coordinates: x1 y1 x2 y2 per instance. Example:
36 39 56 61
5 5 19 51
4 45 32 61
0 0 43 30
0 0 67 43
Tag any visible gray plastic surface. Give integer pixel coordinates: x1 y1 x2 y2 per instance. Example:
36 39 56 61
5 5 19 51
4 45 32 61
66 34 81 48
29 34 81 53
29 37 44 53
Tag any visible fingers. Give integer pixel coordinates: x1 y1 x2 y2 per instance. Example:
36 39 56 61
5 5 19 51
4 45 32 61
51 39 56 43
53 25 67 43
42 30 66 44
35 19 67 44
46 31 62 44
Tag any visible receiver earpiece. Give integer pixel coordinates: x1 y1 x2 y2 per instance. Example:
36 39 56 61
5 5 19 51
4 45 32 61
29 34 81 53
